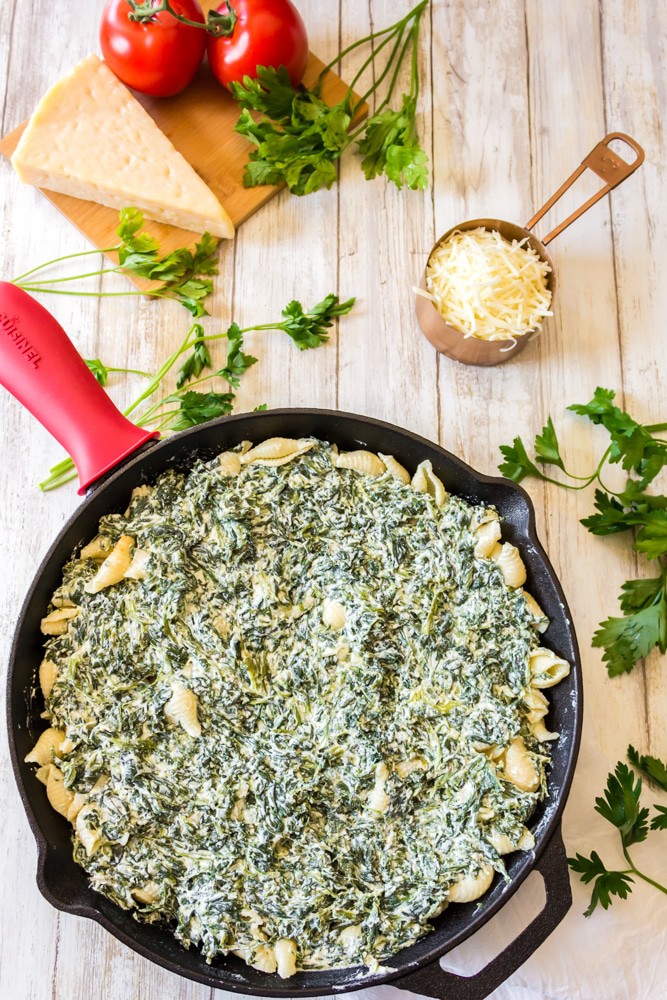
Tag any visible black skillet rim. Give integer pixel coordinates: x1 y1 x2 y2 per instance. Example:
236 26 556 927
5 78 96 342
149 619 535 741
6 408 583 996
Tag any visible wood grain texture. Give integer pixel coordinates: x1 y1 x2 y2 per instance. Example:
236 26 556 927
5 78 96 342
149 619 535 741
0 2 666 999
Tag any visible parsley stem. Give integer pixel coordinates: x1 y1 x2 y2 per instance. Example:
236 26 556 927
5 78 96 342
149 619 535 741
349 25 405 107
12 246 119 284
105 367 152 379
8 287 151 299
622 845 667 896
319 19 404 84
17 268 124 286
140 409 181 426
347 28 409 143
40 465 76 491
377 25 415 115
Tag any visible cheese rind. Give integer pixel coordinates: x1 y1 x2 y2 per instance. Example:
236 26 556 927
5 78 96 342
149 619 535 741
11 55 234 240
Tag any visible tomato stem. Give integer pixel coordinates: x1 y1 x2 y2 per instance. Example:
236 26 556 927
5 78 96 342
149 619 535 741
126 0 237 38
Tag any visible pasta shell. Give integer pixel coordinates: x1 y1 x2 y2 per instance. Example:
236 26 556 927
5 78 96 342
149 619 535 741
164 683 201 738
322 599 346 629
448 863 495 903
518 827 535 850
79 534 112 561
336 450 385 476
218 451 242 476
35 764 51 786
274 938 297 979
490 543 527 589
39 659 58 699
532 718 559 742
250 946 278 974
339 925 362 954
368 761 390 813
85 535 134 594
51 593 76 608
411 460 447 506
529 648 571 688
521 591 549 632
524 687 549 724
378 453 410 484
241 438 315 467
40 606 80 636
132 883 160 905
45 765 75 818
395 757 428 778
487 830 515 855
124 548 150 581
474 518 502 558
24 728 66 766
503 737 540 792
67 792 87 824
75 804 103 857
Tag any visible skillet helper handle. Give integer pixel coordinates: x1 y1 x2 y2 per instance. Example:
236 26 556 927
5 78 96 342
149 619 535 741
525 132 645 246
392 826 571 1000
0 282 158 494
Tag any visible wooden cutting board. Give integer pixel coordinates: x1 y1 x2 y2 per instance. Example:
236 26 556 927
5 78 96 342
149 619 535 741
0 29 364 284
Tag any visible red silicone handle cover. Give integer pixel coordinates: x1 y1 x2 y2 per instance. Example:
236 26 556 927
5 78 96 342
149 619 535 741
0 282 158 493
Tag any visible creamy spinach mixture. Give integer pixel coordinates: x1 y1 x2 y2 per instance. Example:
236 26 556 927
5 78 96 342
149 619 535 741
30 438 569 976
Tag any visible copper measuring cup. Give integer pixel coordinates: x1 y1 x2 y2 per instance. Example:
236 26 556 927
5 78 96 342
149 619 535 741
416 133 645 367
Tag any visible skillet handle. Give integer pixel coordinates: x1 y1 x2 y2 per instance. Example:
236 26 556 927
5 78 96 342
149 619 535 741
391 826 571 1000
0 282 157 494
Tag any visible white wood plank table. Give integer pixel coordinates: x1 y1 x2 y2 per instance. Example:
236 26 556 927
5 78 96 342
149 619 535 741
1 2 665 998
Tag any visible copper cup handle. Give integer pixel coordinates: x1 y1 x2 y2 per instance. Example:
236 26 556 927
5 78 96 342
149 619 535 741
524 132 645 246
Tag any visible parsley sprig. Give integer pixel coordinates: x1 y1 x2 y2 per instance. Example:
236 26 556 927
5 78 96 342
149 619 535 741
568 748 667 915
499 388 667 676
230 1 430 194
12 208 219 318
39 293 355 491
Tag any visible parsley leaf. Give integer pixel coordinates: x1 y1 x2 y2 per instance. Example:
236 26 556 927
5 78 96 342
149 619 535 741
593 590 667 677
176 326 213 389
230 4 429 195
627 745 667 793
580 490 637 536
651 805 667 831
116 206 159 254
219 323 258 388
165 390 235 431
234 88 349 196
594 762 649 846
569 756 667 915
534 416 566 470
619 577 665 613
569 387 667 487
567 852 634 916
634 510 667 559
499 389 667 675
14 208 220 320
116 209 219 318
38 292 356 490
358 95 429 190
229 65 297 118
280 294 356 350
498 437 546 483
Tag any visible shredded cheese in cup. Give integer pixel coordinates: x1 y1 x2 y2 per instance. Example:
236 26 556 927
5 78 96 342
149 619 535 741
422 227 553 342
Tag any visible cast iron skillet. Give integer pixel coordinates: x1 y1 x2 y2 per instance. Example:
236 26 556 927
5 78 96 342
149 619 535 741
1 284 582 1000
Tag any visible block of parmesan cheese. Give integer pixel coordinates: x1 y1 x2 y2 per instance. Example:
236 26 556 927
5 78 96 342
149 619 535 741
11 55 234 240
